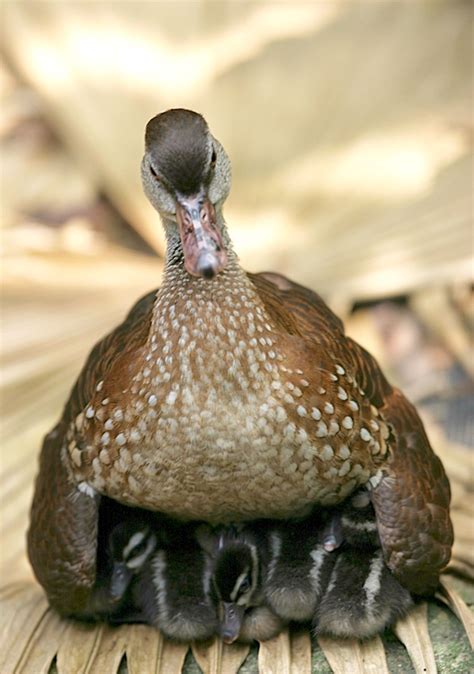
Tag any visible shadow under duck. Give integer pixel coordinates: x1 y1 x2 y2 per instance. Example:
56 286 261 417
28 108 453 618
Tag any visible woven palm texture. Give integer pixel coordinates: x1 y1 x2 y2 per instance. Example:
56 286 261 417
1 2 473 672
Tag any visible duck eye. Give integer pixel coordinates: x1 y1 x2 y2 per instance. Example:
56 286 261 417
150 164 159 179
210 148 217 168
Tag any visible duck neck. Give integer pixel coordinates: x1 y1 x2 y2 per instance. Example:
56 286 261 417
143 213 280 409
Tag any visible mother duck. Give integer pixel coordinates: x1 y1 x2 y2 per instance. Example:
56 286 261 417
28 109 453 617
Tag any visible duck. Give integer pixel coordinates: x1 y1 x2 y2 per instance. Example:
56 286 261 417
314 547 414 640
197 523 285 643
27 108 453 618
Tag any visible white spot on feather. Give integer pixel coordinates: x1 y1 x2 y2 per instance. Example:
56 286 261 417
316 421 328 437
77 482 96 498
337 387 348 401
338 444 350 459
342 416 353 430
321 445 334 461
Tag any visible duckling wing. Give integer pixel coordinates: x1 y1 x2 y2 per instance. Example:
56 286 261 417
250 272 453 595
27 290 157 616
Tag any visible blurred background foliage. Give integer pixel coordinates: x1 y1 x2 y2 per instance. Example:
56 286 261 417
1 0 472 296
0 2 473 672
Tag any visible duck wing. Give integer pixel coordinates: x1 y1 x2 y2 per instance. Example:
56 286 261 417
371 387 453 595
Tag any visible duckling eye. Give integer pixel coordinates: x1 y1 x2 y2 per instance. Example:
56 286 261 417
131 540 148 556
239 577 251 594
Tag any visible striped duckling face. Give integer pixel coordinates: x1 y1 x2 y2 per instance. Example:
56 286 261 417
213 539 260 644
197 525 261 644
108 520 157 603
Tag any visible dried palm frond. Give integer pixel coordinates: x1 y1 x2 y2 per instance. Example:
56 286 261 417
1 581 472 674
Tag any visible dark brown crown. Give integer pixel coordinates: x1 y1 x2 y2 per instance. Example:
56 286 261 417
145 109 211 195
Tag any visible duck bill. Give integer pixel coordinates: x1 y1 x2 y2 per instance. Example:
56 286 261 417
176 192 228 279
220 602 245 644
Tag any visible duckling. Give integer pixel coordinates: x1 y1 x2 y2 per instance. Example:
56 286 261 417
320 488 379 551
130 523 218 642
82 513 158 621
105 517 158 605
263 498 412 637
197 523 285 644
314 547 413 639
264 523 334 623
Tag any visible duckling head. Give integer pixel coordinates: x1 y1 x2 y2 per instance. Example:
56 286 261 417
212 540 260 644
107 520 157 603
141 108 232 280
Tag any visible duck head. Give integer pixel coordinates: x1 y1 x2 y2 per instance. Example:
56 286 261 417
141 109 232 279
